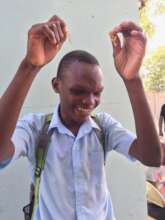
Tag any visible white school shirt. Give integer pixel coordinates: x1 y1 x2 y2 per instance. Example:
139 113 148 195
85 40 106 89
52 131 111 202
1 106 136 220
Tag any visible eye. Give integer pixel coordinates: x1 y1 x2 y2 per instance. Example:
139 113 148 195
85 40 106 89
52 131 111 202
94 91 101 97
94 88 103 97
70 88 87 96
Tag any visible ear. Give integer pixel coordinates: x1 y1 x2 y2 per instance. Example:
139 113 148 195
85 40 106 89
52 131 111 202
52 77 60 93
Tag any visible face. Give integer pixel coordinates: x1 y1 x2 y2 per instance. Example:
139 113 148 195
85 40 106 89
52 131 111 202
53 61 104 131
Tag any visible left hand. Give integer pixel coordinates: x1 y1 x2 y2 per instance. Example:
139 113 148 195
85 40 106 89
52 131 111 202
25 15 68 67
109 21 147 80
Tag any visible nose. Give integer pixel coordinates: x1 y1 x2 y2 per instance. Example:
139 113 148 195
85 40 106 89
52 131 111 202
82 93 97 107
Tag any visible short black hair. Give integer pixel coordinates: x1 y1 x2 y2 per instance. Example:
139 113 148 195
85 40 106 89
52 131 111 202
56 50 100 79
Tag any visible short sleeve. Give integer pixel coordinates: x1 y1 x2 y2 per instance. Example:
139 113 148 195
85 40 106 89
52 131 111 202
96 112 136 161
0 113 45 168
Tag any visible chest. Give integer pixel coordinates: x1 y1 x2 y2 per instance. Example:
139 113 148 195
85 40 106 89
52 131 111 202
39 132 105 184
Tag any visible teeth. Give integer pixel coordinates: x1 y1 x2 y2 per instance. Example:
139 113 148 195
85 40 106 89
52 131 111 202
77 107 91 113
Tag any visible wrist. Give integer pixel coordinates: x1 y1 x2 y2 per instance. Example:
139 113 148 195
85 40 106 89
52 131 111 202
124 76 143 90
22 57 42 73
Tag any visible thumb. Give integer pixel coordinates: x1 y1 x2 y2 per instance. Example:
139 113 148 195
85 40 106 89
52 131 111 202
109 32 121 56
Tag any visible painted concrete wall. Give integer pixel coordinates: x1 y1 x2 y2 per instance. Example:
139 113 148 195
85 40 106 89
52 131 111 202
0 1 147 219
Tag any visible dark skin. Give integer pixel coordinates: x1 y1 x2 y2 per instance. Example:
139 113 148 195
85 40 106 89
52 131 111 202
52 61 104 135
0 15 164 166
0 15 67 161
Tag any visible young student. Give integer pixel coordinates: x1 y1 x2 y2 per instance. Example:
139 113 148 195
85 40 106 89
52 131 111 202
0 15 163 220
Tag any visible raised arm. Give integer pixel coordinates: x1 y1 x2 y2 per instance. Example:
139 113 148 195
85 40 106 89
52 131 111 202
109 21 162 166
0 15 68 161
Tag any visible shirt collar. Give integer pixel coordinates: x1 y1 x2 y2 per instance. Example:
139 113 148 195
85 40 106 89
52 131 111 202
48 104 101 136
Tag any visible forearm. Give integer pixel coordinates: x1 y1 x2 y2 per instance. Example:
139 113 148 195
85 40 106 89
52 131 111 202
0 59 40 146
125 77 161 166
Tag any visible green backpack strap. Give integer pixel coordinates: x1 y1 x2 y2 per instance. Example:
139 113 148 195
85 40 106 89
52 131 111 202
30 113 105 219
31 113 53 220
91 114 106 164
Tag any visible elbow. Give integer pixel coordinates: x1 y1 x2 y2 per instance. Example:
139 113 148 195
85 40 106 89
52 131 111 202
140 146 162 167
0 140 14 162
130 140 162 167
142 159 161 167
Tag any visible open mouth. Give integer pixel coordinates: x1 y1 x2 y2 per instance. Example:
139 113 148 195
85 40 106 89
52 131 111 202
75 106 93 116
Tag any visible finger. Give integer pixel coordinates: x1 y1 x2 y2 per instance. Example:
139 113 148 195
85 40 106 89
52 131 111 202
131 30 146 41
42 24 57 44
56 21 67 42
109 30 121 56
119 21 143 33
48 15 68 40
56 21 64 40
50 23 61 43
48 15 67 29
111 21 143 40
29 23 57 45
28 23 45 36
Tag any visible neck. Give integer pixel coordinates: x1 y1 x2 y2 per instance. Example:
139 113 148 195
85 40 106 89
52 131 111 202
58 107 82 136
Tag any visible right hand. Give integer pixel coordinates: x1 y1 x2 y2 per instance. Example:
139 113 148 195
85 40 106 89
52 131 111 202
25 15 68 67
109 21 146 81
